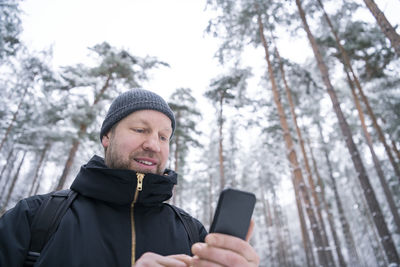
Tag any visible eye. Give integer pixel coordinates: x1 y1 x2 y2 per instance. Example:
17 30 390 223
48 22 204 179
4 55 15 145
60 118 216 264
160 135 169 142
132 128 145 133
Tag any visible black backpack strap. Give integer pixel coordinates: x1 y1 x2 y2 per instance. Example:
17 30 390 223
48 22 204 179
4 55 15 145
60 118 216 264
24 189 78 267
166 203 200 246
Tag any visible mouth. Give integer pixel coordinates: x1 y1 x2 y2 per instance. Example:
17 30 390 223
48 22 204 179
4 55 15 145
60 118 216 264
134 158 157 167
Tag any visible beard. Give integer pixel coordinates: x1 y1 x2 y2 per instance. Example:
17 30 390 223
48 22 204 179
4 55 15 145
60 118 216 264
104 138 166 175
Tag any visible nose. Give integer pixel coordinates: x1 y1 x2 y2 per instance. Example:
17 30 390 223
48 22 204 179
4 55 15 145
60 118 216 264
142 134 161 152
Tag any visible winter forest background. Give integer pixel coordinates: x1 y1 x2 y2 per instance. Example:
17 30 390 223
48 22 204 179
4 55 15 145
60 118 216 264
1 0 400 266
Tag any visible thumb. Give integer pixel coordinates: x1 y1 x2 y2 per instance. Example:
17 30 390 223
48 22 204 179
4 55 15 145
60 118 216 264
246 219 255 242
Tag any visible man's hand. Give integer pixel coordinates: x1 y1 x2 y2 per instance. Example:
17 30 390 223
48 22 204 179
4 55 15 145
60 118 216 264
191 220 259 267
134 252 192 267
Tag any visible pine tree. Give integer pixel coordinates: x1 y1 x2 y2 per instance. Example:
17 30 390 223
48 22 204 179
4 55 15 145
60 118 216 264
316 121 361 266
55 42 167 190
362 0 400 56
0 0 22 61
295 0 399 263
168 88 202 206
204 68 250 191
307 138 348 267
0 54 55 153
257 11 332 265
315 0 400 181
274 45 337 266
0 150 26 215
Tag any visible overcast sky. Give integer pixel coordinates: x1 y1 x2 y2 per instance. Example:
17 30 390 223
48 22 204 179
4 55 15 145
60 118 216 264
20 0 225 101
19 0 400 131
20 0 400 100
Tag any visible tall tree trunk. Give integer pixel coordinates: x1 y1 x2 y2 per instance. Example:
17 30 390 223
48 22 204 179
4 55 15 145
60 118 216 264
272 197 289 267
362 0 400 56
0 150 18 203
274 45 336 266
56 124 87 190
282 214 295 267
350 182 387 267
316 0 400 182
295 0 399 263
317 122 366 266
218 96 225 191
0 147 14 182
34 161 47 195
307 138 348 267
208 173 213 226
56 74 112 190
392 140 400 164
28 142 51 196
172 114 180 206
0 87 28 153
358 85 400 180
0 151 27 215
258 180 275 266
347 71 400 232
295 180 316 267
256 10 329 266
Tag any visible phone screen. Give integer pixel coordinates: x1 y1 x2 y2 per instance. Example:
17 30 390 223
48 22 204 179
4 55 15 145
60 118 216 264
209 188 256 240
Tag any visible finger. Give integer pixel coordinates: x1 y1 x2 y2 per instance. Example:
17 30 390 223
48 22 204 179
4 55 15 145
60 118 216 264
204 234 259 264
191 255 224 267
246 219 255 242
156 256 189 267
135 252 189 267
192 242 250 267
167 254 192 265
155 257 188 267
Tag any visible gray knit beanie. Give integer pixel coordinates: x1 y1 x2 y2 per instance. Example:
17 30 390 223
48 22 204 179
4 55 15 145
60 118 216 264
100 89 175 141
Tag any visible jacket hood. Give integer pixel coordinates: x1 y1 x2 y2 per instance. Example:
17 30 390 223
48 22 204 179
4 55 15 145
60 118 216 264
70 155 177 205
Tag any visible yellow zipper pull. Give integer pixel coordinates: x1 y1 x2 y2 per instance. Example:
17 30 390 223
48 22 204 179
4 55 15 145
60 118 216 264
136 173 144 191
133 173 144 204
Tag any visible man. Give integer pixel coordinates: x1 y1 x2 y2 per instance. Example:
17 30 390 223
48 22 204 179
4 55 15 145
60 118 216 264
0 89 260 266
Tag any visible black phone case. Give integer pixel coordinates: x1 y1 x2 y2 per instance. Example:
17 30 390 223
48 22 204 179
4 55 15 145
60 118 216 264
209 188 256 240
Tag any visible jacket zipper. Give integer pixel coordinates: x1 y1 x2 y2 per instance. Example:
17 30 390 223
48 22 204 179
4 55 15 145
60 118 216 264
131 173 144 266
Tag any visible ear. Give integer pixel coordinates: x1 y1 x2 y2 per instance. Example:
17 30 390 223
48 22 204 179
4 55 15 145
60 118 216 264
101 134 110 149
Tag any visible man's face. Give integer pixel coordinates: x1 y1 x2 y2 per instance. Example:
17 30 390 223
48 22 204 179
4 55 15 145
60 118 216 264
102 110 172 175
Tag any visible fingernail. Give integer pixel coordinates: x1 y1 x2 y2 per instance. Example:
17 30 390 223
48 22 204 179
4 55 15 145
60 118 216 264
192 243 206 253
206 235 216 245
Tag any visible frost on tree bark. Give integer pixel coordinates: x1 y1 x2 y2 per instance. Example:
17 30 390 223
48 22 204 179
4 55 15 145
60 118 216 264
295 0 399 263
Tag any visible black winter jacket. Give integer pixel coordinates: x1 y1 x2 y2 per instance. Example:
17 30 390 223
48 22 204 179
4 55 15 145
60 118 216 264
0 155 207 267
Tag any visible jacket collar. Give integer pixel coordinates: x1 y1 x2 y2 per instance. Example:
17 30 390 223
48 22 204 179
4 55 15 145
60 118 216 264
70 155 177 205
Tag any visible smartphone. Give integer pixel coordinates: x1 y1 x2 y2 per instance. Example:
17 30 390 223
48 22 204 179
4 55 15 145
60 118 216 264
209 188 256 240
